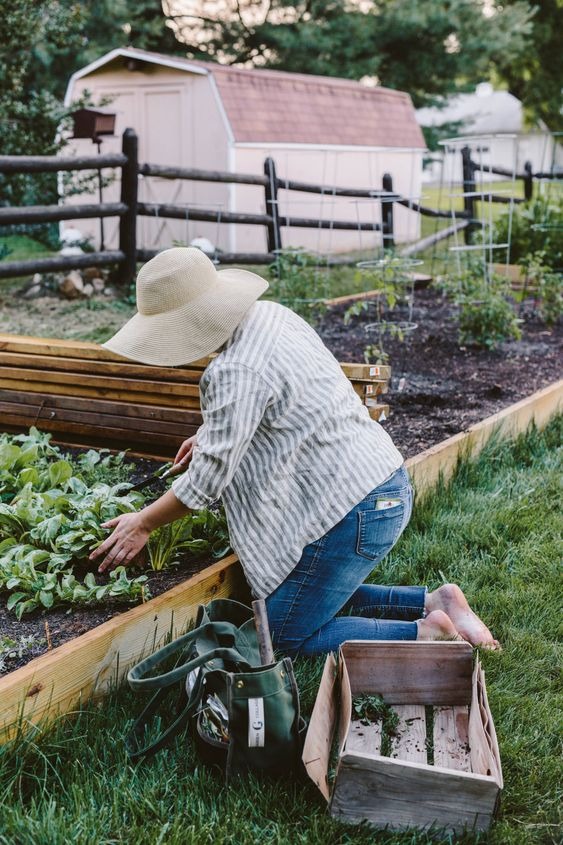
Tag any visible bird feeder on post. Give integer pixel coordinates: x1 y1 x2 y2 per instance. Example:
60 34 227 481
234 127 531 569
71 108 116 250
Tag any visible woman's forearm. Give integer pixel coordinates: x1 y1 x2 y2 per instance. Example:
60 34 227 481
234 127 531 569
140 488 192 532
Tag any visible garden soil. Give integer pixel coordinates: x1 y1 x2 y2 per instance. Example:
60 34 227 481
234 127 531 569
1 287 561 674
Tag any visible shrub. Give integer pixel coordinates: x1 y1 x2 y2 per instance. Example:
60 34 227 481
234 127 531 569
440 259 522 348
494 196 563 270
519 251 562 326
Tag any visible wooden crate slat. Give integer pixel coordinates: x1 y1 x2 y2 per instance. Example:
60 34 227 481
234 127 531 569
390 704 427 764
433 706 471 771
0 351 203 384
339 641 474 705
333 751 497 833
0 389 202 425
346 719 382 755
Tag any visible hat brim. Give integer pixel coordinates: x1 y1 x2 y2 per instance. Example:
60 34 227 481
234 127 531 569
102 267 269 367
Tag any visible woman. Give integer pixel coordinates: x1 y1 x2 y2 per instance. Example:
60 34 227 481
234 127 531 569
90 247 499 654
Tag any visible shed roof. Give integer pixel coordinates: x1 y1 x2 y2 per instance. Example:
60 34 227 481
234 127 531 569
67 47 426 150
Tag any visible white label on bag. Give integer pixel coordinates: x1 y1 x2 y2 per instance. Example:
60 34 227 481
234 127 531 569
248 697 265 748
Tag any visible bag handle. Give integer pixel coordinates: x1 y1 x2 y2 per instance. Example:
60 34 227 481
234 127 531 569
129 644 252 691
126 675 200 761
127 621 243 690
126 646 252 759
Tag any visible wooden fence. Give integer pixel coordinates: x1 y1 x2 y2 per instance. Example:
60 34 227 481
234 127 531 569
460 146 562 244
0 131 560 283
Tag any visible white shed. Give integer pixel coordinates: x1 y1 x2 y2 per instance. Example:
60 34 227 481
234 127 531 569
64 48 426 256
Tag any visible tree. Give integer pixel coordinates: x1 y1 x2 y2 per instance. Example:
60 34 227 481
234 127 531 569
28 0 185 100
165 0 534 107
0 0 83 217
494 0 563 132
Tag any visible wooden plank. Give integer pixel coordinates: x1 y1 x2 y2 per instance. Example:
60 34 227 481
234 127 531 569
340 362 392 380
325 289 382 307
339 641 474 705
331 752 498 833
406 380 563 498
351 380 388 399
477 666 502 786
346 719 382 755
469 663 503 786
0 389 203 426
0 400 197 438
0 413 194 450
0 351 203 384
0 378 201 409
390 704 427 763
367 404 390 422
0 554 247 742
0 366 201 399
433 706 471 771
302 653 338 802
0 334 211 370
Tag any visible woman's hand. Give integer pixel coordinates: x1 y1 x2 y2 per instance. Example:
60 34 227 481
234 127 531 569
90 511 150 574
174 435 197 468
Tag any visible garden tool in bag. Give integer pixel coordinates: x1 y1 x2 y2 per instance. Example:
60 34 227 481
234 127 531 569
126 598 306 780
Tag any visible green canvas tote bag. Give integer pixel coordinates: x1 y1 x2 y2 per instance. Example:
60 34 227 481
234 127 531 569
126 599 305 780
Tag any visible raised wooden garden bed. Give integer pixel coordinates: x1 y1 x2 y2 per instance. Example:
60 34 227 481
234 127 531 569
0 332 560 742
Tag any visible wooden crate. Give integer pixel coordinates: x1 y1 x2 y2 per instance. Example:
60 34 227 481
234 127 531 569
303 641 502 834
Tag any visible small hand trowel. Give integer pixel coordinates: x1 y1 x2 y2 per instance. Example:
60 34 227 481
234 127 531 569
130 459 189 493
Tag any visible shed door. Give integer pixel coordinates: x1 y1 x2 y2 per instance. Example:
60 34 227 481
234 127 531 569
140 88 186 250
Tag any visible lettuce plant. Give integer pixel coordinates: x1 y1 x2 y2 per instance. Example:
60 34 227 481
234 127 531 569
0 428 231 618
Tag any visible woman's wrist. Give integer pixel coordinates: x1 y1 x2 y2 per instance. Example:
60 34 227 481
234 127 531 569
138 488 191 534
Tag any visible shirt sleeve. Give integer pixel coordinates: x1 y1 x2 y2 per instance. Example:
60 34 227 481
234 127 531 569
172 362 273 509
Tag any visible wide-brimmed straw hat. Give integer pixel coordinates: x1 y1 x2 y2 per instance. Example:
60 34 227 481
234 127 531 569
103 247 269 366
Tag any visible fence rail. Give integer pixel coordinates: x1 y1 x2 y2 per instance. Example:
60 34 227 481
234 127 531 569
1 131 559 282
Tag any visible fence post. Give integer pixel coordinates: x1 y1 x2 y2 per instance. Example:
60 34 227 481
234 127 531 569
523 160 533 202
461 146 476 245
263 157 282 256
117 128 138 287
381 173 395 251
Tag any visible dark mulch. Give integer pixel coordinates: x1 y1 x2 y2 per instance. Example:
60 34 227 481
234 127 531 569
2 287 561 675
319 286 562 457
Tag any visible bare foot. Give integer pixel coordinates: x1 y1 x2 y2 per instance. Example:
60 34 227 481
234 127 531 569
416 610 465 641
426 584 501 650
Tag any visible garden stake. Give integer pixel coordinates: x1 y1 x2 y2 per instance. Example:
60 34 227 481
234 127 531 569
252 599 275 665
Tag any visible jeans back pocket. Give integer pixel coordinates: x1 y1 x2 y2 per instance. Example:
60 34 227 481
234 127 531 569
356 504 405 561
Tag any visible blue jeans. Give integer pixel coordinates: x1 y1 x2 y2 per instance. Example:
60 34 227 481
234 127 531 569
266 465 425 656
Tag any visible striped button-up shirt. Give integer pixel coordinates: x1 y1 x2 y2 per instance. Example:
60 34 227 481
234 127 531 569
172 301 403 598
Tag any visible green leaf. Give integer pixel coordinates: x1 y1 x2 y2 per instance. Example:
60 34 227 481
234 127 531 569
6 591 27 610
48 460 73 488
39 590 54 608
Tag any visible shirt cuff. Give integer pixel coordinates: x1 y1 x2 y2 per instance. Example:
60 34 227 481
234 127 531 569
171 474 216 510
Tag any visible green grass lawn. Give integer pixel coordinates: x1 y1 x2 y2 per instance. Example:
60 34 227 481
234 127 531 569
0 418 561 845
